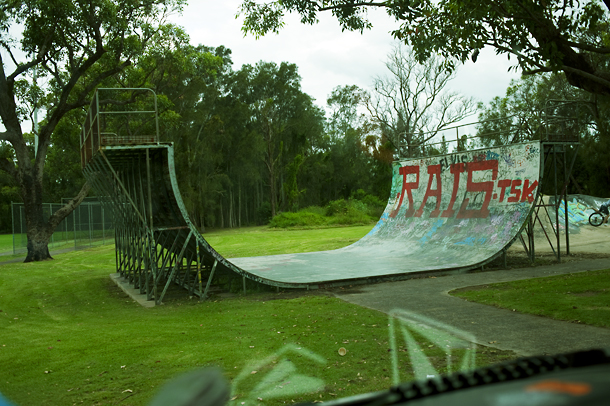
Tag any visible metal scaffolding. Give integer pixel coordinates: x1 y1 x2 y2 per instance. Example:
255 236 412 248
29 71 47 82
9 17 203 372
81 89 285 304
80 89 583 304
519 100 581 263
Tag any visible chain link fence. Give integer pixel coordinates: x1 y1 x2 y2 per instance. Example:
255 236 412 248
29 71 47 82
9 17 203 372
11 198 114 254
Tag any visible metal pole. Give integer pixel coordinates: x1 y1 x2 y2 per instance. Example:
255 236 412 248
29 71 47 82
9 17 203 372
554 145 561 262
563 147 570 255
146 149 154 230
197 243 202 298
73 202 77 248
20 205 24 253
102 202 105 245
529 214 535 263
49 203 54 247
145 149 157 300
70 204 75 250
11 202 15 255
203 260 218 300
88 202 93 247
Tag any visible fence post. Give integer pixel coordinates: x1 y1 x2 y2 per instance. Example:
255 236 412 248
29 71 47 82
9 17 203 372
88 202 93 247
73 202 78 249
11 203 15 255
101 203 105 245
49 203 55 247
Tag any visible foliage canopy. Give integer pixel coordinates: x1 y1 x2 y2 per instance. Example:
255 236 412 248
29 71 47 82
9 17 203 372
239 0 610 95
0 0 185 260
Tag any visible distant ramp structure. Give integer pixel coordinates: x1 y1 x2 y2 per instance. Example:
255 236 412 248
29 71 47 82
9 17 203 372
81 89 542 304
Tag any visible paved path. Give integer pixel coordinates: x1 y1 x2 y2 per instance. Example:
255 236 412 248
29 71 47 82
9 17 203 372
334 258 610 356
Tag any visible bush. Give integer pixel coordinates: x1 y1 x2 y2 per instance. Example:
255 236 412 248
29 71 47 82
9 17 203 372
325 199 349 216
327 206 375 226
268 194 386 229
299 206 326 216
268 211 327 228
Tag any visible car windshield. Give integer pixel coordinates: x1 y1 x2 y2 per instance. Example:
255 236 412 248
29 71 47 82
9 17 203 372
2 3 609 404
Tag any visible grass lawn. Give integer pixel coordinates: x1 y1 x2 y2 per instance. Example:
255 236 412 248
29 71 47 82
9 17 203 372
203 225 375 258
0 234 14 254
0 226 518 406
451 270 610 328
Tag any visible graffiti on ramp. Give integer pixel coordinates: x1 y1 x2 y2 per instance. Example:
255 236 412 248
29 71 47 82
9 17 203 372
232 142 541 284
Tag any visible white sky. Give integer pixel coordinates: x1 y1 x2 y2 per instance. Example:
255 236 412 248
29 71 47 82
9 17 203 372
169 1 520 117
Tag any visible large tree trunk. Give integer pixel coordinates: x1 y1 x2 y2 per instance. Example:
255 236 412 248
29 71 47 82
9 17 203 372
22 165 53 262
23 181 91 263
25 229 53 262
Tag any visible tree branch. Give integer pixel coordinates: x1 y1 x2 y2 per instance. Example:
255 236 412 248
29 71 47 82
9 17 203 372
563 39 610 54
46 181 91 232
562 65 610 89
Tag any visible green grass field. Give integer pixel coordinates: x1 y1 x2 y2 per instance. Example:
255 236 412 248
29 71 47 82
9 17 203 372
0 234 14 254
451 270 610 328
7 225 591 406
203 225 374 258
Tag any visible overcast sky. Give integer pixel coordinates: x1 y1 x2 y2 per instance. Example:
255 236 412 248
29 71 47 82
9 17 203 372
169 1 521 118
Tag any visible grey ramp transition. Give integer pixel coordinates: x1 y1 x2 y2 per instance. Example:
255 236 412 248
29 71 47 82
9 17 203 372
231 142 541 284
87 141 541 298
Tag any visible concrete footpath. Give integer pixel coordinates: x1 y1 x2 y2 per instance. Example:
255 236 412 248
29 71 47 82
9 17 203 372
334 258 610 357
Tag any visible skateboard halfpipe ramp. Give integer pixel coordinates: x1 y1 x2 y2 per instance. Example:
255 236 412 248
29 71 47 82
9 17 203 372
232 142 541 283
80 90 541 303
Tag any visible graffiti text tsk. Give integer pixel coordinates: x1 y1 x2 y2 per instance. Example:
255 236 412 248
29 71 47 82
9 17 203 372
390 160 538 219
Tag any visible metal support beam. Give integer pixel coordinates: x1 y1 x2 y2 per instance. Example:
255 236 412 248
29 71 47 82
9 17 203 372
203 260 218 300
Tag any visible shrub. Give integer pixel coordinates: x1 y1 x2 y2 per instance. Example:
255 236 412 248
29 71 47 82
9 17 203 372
268 211 327 228
299 206 326 216
327 207 375 226
268 197 382 228
325 199 349 216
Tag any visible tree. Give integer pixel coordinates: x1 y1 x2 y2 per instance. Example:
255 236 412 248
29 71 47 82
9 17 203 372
476 73 588 147
476 72 610 195
239 0 610 95
135 38 231 230
0 0 184 261
231 61 324 218
322 85 392 201
365 44 476 158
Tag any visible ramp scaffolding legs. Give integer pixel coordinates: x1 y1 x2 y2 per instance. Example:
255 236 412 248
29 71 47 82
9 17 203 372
83 147 224 304
519 142 580 264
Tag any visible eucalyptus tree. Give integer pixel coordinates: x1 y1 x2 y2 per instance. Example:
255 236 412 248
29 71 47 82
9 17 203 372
0 0 185 261
476 72 610 195
321 85 392 201
229 61 324 217
475 74 588 147
135 37 231 230
366 44 476 158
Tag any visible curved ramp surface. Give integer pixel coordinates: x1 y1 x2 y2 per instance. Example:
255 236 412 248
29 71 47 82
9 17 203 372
84 140 540 302
231 142 541 284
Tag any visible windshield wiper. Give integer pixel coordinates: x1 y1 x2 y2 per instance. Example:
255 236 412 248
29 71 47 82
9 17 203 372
306 348 610 406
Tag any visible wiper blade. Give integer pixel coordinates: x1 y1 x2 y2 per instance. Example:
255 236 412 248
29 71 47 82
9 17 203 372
303 348 610 406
